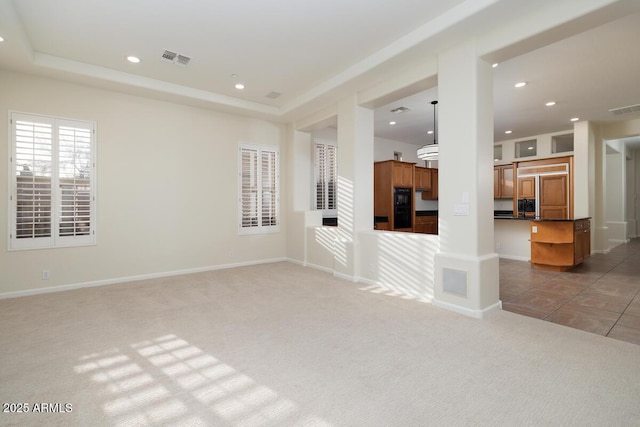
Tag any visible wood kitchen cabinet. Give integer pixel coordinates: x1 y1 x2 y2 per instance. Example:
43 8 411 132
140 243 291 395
422 168 438 200
392 161 414 187
530 218 590 271
539 174 568 219
414 214 438 234
374 160 415 232
518 176 535 199
414 166 432 191
494 164 514 199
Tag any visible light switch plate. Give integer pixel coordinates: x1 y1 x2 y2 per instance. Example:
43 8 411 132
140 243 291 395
532 225 538 233
454 204 470 216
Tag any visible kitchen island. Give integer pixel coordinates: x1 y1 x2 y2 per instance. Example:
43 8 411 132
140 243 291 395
530 217 591 271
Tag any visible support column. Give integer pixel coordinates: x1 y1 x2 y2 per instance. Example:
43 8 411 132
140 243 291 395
433 39 500 318
285 127 313 265
336 95 374 280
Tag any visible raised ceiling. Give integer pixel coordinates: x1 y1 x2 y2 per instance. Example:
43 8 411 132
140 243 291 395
1 0 640 144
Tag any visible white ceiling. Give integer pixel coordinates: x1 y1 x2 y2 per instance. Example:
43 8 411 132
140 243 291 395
1 0 640 146
375 11 640 145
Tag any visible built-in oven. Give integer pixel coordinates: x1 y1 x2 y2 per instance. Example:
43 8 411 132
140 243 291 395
394 187 412 229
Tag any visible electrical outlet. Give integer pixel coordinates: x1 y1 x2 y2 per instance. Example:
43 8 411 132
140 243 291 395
496 242 502 250
42 270 50 280
229 250 236 258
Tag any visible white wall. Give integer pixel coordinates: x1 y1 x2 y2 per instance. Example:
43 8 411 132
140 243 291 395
0 70 287 295
635 148 640 238
606 140 627 246
626 150 637 238
374 136 424 164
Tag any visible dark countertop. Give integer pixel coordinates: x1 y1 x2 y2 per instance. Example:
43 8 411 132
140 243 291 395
494 214 591 221
416 210 438 216
531 217 590 222
374 216 389 223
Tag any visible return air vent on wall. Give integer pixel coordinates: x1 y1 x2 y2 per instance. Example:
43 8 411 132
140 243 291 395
161 50 192 67
608 103 640 115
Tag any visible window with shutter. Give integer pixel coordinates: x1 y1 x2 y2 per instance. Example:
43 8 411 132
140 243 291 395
239 143 279 234
9 112 96 250
313 139 337 216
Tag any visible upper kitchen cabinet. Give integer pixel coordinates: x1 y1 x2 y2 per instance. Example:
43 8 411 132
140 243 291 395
493 164 514 199
392 161 414 187
518 176 535 199
421 168 438 200
414 166 432 191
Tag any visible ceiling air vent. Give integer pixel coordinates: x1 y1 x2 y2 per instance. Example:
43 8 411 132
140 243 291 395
265 91 282 99
608 103 640 115
161 50 177 62
390 106 412 114
175 54 191 66
161 50 191 67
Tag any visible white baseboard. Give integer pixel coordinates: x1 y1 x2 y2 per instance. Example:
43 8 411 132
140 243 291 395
0 257 288 300
432 299 502 319
333 271 357 282
497 254 530 262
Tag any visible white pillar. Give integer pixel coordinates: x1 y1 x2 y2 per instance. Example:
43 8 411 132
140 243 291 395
336 95 374 280
433 39 500 318
573 121 592 218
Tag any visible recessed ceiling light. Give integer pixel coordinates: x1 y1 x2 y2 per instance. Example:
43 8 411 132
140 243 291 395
505 130 512 134
545 101 556 106
0 36 4 42
389 121 396 126
235 83 245 90
494 158 499 162
126 56 140 63
527 146 534 150
570 117 580 122
492 63 499 68
427 130 434 135
514 82 527 88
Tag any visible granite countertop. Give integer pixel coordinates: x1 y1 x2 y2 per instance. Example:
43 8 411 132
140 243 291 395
493 211 591 221
416 210 438 216
531 217 591 222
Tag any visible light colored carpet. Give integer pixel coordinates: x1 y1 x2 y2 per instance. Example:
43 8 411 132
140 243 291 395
1 262 639 426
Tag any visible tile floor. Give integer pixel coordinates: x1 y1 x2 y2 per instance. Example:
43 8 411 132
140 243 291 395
500 237 640 345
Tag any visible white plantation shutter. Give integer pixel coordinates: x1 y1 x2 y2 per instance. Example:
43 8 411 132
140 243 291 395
14 118 54 245
239 144 279 234
9 112 96 250
313 139 337 215
241 147 259 228
58 123 93 240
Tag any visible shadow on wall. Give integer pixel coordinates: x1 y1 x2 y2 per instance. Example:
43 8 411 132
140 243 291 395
359 232 438 302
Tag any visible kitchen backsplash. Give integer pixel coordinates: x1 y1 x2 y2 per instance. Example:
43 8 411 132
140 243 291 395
416 197 438 211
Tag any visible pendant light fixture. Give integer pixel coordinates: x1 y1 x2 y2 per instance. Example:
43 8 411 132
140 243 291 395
417 100 439 160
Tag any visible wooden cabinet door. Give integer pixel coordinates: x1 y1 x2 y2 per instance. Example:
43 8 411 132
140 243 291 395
574 220 590 263
431 169 438 200
501 165 514 198
414 167 431 190
493 167 501 198
540 175 568 219
393 162 413 187
518 176 535 198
